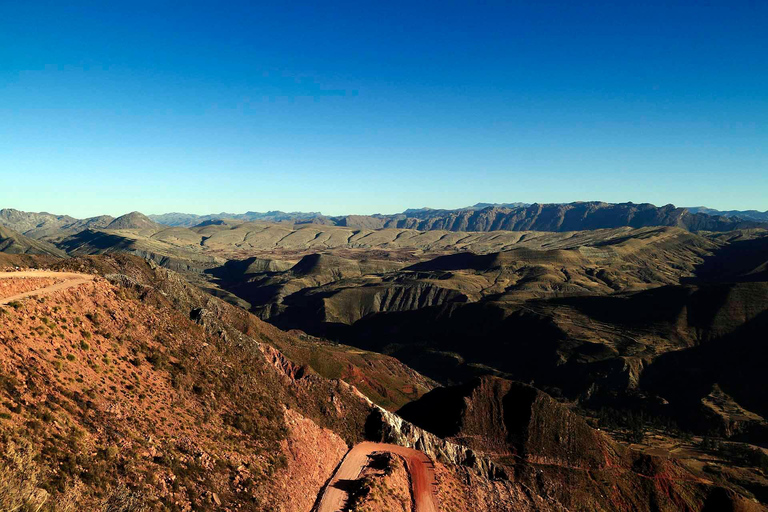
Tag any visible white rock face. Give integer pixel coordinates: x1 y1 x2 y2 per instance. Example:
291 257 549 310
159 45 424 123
371 406 507 480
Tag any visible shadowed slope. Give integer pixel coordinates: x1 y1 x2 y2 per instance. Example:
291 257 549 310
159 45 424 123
398 376 765 512
0 226 67 257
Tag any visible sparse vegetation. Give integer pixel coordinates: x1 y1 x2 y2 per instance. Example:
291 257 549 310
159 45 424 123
700 437 768 471
0 255 365 510
1 227 765 512
591 407 687 445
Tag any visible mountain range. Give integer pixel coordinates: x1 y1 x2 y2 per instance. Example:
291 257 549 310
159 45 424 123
1 201 768 510
3 202 767 236
148 202 768 232
687 206 768 222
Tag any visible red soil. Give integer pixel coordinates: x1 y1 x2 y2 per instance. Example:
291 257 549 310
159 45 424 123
0 271 95 305
315 441 439 512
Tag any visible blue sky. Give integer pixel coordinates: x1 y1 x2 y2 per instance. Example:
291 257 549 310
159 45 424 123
1 0 766 217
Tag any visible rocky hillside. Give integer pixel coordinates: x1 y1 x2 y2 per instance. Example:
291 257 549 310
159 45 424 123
336 279 768 438
0 254 439 510
0 209 113 241
0 226 67 257
105 212 163 232
398 377 612 465
221 227 768 448
2 204 768 510
0 255 765 510
396 376 766 511
63 218 731 282
226 226 719 333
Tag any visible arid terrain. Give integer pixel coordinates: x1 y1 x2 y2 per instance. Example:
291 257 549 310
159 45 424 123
6 0 768 507
0 203 767 511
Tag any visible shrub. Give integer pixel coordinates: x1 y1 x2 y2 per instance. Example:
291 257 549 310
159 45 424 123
0 442 48 511
145 349 168 370
102 486 149 512
105 445 119 460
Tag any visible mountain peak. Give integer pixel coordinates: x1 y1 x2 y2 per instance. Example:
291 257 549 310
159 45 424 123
106 211 159 230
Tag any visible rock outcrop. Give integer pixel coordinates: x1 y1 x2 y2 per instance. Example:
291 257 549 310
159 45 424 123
398 377 623 468
367 406 509 480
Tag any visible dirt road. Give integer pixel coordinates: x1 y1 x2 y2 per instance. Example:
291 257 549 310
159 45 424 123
315 441 439 512
0 271 96 305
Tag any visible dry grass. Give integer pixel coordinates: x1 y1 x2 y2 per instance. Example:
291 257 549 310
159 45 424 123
0 441 93 512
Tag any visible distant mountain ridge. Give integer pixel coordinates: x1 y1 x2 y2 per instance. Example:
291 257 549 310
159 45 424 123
382 202 765 232
150 201 767 233
687 206 768 222
148 210 323 227
2 202 766 238
149 204 531 227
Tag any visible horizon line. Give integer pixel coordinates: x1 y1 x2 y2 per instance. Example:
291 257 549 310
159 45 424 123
2 200 767 221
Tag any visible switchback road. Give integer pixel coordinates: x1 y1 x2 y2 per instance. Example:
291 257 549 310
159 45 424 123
315 441 439 512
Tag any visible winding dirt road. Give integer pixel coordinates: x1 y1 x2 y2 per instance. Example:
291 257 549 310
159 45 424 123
0 271 96 305
315 441 439 512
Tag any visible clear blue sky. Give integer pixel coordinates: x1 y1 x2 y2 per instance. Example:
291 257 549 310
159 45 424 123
1 0 766 218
